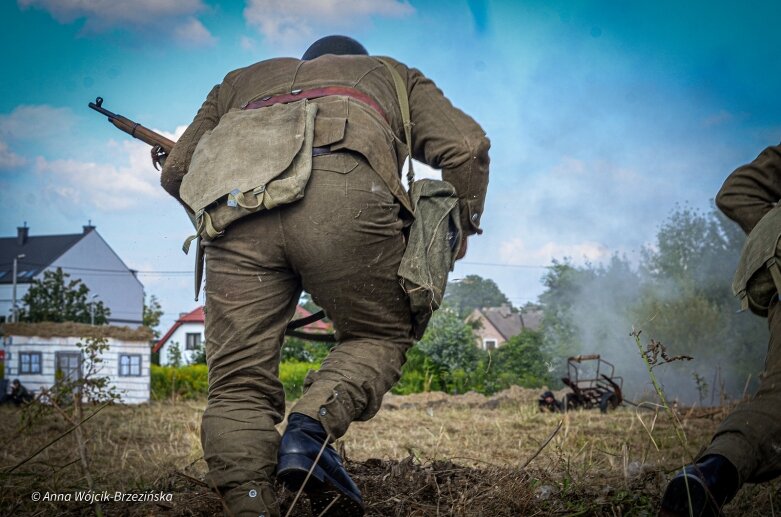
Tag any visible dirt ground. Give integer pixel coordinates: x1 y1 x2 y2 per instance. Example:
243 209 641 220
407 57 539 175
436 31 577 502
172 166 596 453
1 388 778 516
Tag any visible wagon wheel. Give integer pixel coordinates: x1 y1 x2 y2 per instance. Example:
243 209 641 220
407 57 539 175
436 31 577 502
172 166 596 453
599 391 619 413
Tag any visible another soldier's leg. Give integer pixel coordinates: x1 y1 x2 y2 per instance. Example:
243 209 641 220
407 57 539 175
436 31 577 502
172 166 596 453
284 153 414 438
201 213 302 516
704 298 781 483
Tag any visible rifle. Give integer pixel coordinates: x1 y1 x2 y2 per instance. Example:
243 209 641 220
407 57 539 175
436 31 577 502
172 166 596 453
88 97 174 170
87 96 334 342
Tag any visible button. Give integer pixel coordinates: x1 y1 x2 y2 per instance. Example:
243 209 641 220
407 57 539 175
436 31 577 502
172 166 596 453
471 212 480 222
291 89 302 95
248 489 257 498
261 96 272 101
319 407 328 416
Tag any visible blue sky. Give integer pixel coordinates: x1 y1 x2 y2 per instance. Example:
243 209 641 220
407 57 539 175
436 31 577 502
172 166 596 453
1 0 779 331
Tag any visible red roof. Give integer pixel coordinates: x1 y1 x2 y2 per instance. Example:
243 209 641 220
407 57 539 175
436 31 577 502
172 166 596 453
153 305 331 353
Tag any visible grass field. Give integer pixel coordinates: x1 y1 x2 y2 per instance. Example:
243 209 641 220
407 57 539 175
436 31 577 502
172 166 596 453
1 389 778 516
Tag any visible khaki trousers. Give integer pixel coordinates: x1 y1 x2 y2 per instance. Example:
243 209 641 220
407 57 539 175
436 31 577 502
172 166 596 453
705 298 781 484
199 152 414 495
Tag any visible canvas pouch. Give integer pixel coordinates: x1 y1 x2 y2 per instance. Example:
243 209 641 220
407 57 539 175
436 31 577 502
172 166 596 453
179 99 318 300
377 58 463 338
732 204 781 317
181 99 318 243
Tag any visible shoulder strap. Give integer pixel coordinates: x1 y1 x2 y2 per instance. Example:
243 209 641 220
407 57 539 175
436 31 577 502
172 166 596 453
377 58 415 191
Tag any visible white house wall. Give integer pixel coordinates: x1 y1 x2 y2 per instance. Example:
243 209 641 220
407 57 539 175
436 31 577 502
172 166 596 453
158 321 205 366
4 335 150 404
50 231 144 326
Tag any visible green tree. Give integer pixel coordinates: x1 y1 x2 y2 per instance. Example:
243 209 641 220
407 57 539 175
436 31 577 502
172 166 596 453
18 268 110 324
444 274 511 318
416 308 486 393
538 260 596 368
167 341 183 368
143 294 164 339
634 206 767 394
492 330 551 389
536 205 767 400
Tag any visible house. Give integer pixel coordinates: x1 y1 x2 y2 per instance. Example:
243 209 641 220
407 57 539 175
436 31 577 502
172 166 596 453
0 224 144 326
2 322 153 404
153 306 206 365
153 305 332 365
467 304 543 351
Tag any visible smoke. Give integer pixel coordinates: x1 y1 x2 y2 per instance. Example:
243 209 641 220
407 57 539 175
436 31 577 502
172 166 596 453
542 208 769 406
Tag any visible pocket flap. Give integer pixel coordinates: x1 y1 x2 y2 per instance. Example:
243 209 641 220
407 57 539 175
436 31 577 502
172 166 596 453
181 100 315 212
313 115 347 148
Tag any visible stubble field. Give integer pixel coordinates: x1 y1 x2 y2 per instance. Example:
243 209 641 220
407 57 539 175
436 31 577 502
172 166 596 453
1 387 778 516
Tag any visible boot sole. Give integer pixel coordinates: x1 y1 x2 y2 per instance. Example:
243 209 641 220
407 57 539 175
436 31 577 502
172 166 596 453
277 454 365 517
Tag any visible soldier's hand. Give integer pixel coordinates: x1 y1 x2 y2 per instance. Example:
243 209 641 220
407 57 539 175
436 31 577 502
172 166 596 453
456 237 468 260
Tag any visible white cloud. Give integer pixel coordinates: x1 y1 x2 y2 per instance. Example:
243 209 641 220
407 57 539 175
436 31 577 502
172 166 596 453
34 138 167 211
0 140 26 169
244 0 414 47
499 237 610 266
17 0 216 47
173 18 217 47
240 35 257 51
0 105 75 140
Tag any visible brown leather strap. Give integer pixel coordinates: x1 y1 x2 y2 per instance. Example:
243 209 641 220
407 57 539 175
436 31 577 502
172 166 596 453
244 86 387 122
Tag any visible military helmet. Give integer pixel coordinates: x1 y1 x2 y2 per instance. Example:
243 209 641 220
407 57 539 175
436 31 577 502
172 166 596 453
302 35 368 60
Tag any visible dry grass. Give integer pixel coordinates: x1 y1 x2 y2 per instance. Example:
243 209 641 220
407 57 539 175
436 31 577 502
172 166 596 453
1 393 778 516
1 322 153 341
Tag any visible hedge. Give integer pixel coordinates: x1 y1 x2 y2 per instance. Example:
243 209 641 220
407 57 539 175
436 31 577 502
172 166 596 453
151 361 319 400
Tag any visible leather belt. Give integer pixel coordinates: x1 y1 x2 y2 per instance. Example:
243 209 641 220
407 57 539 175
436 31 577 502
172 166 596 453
243 86 387 123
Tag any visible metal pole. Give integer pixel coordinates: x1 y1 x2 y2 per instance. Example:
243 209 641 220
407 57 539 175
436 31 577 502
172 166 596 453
11 254 24 323
11 257 18 323
90 294 98 326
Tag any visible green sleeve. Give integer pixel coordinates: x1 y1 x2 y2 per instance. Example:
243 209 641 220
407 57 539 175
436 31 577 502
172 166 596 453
405 66 490 236
716 144 781 234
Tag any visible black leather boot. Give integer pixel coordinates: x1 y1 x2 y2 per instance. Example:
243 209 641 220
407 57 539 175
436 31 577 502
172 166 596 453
659 454 741 516
277 413 364 517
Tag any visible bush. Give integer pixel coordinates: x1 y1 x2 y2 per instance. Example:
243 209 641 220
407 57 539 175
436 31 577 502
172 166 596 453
280 360 319 399
151 364 208 400
395 328 551 396
151 361 321 401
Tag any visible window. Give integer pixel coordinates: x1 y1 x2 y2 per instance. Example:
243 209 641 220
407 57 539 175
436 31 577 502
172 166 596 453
119 354 142 377
19 352 42 374
185 332 202 350
484 339 497 351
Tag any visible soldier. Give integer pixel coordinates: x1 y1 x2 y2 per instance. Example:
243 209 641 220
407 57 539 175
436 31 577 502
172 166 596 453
9 379 33 406
161 35 489 516
660 143 781 516
538 390 562 412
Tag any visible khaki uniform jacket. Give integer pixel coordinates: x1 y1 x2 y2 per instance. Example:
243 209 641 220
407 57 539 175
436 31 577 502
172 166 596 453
716 143 781 233
161 55 490 236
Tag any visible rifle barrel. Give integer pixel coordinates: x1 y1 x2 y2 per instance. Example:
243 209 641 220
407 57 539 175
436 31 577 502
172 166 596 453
88 97 175 153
